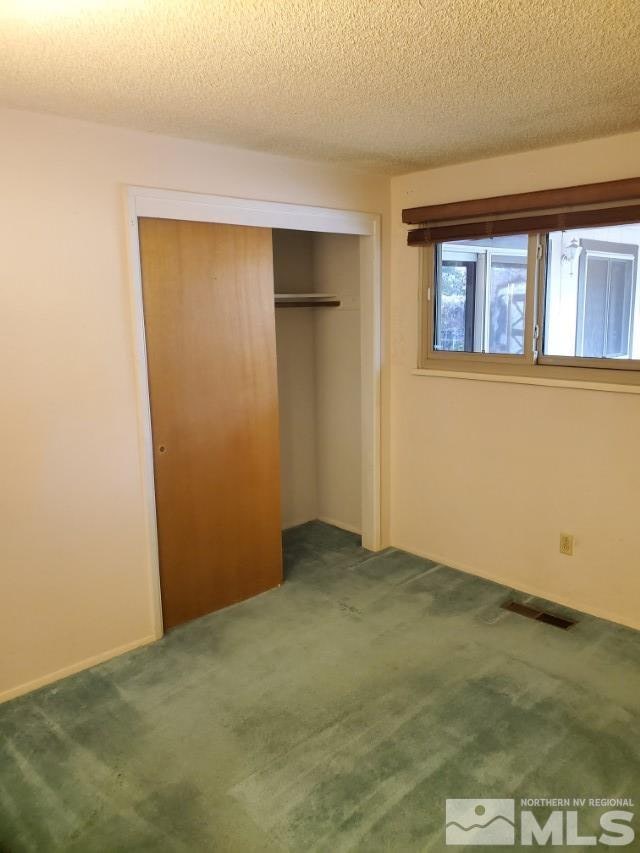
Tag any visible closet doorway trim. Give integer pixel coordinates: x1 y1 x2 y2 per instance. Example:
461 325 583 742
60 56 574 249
125 186 382 639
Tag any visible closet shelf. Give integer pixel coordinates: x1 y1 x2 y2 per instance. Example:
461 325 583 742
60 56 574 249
275 292 341 308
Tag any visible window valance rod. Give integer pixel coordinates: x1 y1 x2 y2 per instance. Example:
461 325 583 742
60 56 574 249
407 203 640 246
402 176 640 226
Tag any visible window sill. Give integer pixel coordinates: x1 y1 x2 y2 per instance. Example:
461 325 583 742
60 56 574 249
412 367 640 395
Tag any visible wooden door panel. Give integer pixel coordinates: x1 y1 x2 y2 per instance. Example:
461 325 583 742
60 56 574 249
138 218 282 630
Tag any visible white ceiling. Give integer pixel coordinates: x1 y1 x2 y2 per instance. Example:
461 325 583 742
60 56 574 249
1 0 639 174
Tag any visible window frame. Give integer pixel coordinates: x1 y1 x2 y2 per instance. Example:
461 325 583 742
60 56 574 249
421 234 540 369
420 229 640 381
536 233 640 372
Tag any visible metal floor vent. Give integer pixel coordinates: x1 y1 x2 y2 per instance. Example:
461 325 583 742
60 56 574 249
501 599 577 630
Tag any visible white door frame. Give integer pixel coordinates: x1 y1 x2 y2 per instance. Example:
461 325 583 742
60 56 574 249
125 186 382 638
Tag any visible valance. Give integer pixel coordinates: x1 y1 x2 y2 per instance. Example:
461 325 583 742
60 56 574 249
403 177 640 246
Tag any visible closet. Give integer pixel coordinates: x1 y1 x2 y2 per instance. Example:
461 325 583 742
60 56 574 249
273 229 362 534
138 219 362 631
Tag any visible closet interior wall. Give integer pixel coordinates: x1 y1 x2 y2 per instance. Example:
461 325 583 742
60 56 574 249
273 229 362 534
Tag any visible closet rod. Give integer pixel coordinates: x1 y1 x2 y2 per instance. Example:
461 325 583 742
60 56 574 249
274 293 340 308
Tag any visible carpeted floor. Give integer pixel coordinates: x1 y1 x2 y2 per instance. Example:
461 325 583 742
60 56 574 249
1 521 638 851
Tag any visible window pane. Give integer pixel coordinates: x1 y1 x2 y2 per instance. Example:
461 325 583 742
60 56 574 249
580 256 607 357
544 224 640 360
606 259 634 357
435 259 475 352
434 235 528 354
488 255 527 354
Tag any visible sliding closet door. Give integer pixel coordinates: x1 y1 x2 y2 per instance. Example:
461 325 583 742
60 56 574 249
138 218 282 630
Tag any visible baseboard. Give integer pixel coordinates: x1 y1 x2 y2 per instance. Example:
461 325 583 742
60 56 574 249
391 540 640 633
283 516 362 536
0 634 157 705
316 516 362 536
282 515 317 531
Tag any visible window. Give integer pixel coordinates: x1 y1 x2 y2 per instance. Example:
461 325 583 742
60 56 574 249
405 176 640 377
424 222 640 372
543 227 639 362
435 236 528 355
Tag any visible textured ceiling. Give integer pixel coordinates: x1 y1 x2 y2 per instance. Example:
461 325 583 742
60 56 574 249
1 0 639 174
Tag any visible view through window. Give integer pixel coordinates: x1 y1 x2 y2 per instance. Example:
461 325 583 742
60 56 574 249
544 224 640 361
435 235 528 355
430 222 640 369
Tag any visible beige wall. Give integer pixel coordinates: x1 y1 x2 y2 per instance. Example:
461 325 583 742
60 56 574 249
390 130 640 630
314 233 362 532
0 109 389 701
276 308 319 529
274 230 318 529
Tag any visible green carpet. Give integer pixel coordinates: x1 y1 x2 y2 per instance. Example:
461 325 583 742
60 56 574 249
1 522 638 851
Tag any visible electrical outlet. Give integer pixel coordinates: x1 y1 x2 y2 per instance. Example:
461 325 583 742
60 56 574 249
559 534 574 556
